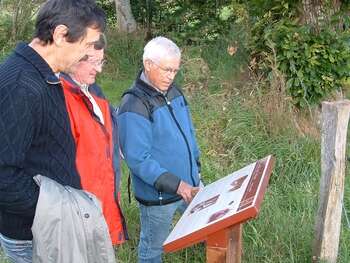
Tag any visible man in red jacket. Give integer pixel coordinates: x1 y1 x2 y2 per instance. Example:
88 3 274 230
59 34 128 245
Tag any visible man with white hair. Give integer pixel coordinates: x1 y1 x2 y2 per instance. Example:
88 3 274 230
117 36 202 262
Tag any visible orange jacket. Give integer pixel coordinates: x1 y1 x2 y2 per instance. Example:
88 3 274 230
60 75 127 245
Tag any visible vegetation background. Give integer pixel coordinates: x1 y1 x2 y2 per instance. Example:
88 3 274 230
1 0 350 262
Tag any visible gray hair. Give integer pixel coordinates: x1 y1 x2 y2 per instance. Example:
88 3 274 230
143 36 181 64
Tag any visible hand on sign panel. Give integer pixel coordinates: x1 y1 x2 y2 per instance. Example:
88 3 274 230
177 181 199 204
191 187 200 198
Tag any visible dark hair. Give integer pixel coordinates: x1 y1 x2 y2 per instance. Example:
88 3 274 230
94 33 107 50
79 34 107 62
34 0 106 45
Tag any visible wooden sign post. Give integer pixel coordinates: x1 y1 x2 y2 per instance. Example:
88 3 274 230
163 155 275 263
206 224 242 263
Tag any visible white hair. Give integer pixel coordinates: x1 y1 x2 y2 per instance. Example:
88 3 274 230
143 36 181 63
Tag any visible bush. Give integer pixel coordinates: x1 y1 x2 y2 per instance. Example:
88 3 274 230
0 1 41 44
251 17 350 107
270 23 350 107
247 0 350 107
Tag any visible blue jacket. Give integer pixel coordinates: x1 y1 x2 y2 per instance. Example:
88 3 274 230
117 72 201 205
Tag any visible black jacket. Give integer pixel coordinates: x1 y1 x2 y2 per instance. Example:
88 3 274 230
0 42 80 240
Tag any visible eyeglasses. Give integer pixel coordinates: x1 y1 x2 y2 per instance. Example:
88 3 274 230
86 58 107 69
151 61 180 75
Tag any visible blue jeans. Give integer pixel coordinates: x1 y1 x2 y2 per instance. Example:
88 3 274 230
138 200 187 263
0 233 32 263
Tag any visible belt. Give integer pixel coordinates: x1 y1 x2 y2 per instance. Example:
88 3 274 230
136 195 182 206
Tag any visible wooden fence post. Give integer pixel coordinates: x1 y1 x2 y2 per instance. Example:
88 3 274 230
312 100 350 263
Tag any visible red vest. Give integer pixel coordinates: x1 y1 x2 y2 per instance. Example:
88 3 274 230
60 76 126 245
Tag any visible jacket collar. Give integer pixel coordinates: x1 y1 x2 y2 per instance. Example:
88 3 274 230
135 70 173 97
14 42 60 85
59 73 83 95
59 73 103 124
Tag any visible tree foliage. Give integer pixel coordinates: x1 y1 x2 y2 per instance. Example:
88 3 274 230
0 0 43 44
268 22 350 107
1 0 350 107
119 0 350 107
130 0 249 44
248 0 350 107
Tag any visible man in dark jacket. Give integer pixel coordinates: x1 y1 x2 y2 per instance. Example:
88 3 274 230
0 0 106 262
118 36 201 263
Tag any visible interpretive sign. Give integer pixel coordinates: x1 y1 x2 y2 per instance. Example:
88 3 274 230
163 155 275 254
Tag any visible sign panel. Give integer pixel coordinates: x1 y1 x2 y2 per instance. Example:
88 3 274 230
163 155 275 253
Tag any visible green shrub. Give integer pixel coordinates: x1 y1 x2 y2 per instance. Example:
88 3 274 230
271 23 350 107
0 12 12 46
248 0 350 107
0 1 40 43
253 18 350 107
96 0 117 27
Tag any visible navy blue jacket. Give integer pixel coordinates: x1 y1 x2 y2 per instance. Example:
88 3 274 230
0 43 80 240
117 72 200 205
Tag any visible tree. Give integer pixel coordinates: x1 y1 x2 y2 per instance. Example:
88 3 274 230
301 0 341 32
115 0 137 33
0 0 43 42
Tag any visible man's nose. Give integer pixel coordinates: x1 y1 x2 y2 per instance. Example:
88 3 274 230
94 64 103 73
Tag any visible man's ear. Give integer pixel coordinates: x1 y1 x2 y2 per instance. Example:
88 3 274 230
52 25 69 46
144 59 152 72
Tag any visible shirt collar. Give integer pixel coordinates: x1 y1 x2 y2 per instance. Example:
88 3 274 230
139 70 168 96
58 73 87 90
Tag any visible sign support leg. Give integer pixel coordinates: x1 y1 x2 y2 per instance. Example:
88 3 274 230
206 224 242 263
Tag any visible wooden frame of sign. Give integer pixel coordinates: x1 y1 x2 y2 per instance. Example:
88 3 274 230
163 155 275 263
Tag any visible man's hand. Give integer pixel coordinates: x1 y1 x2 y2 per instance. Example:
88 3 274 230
176 181 199 203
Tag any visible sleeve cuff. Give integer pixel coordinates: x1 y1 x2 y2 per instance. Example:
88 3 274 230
154 172 181 194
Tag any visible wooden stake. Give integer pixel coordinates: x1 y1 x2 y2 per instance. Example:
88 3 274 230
206 224 242 263
312 100 350 263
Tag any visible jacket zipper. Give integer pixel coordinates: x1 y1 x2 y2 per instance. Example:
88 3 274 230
163 95 195 186
159 191 163 205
